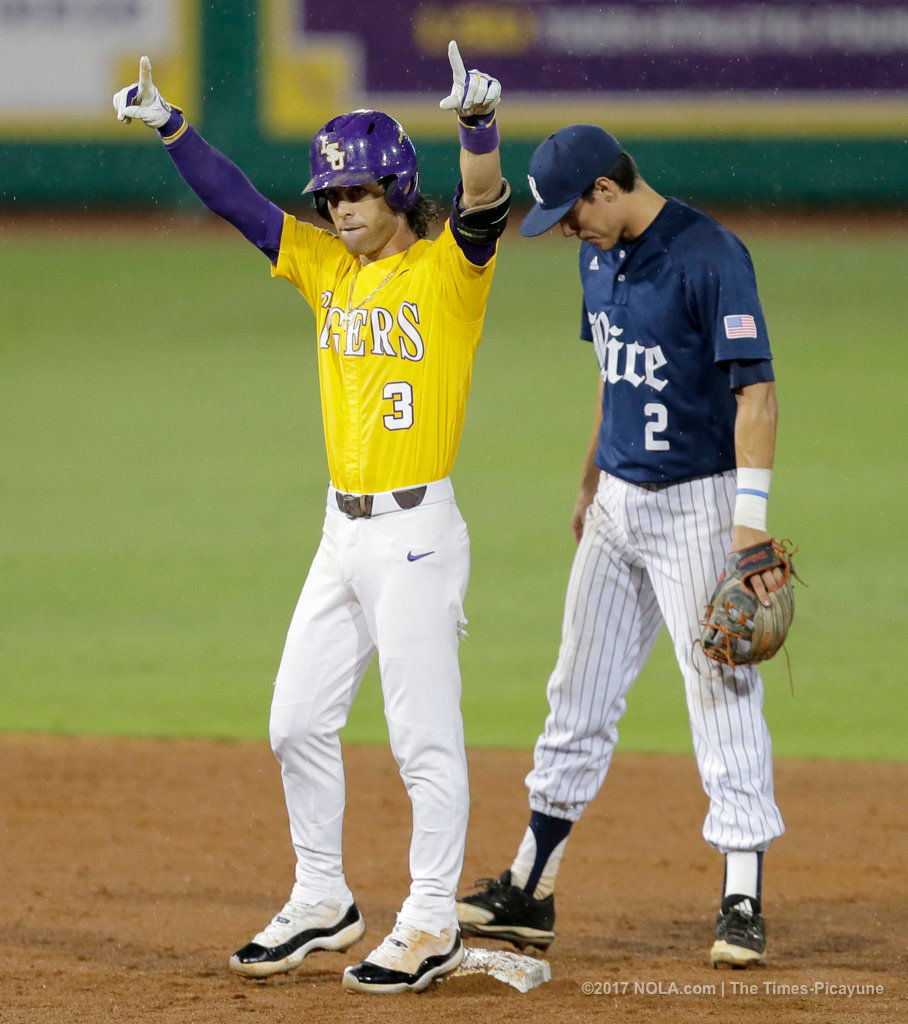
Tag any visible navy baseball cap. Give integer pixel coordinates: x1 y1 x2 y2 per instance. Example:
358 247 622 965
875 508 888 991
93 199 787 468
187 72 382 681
520 125 623 237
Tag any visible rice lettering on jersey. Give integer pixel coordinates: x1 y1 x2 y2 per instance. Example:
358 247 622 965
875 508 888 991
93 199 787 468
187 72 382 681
579 198 772 484
587 310 668 391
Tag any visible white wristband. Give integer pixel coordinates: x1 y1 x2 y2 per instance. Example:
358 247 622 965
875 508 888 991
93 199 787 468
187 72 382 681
734 467 772 530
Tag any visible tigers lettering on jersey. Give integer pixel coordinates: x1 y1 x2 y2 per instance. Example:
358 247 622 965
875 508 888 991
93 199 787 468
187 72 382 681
318 293 426 361
272 214 496 494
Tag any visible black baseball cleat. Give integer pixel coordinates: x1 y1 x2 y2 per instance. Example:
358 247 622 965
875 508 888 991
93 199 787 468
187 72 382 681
456 870 556 951
342 922 463 993
229 899 366 978
710 895 767 967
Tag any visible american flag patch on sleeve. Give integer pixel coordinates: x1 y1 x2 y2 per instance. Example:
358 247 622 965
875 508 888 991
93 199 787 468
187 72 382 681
724 314 758 339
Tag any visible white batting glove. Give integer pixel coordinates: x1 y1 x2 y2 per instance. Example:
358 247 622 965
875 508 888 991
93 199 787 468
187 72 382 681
438 40 501 117
113 56 174 128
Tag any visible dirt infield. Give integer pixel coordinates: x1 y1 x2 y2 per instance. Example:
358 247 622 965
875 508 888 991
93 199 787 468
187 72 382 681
2 735 904 1024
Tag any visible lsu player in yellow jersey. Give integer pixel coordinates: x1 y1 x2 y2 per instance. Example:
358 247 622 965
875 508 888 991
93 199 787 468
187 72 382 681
114 43 509 993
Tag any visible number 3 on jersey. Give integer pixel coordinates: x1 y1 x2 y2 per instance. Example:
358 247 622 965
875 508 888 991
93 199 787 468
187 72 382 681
383 381 414 430
644 402 669 451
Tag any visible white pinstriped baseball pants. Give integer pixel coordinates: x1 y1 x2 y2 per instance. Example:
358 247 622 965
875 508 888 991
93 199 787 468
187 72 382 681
527 470 785 853
268 485 470 935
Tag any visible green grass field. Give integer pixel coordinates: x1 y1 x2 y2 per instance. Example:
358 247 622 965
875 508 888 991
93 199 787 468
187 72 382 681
2 218 905 760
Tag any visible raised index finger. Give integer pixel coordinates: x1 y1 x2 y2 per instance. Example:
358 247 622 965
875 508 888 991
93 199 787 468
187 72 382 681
447 40 466 79
136 55 155 102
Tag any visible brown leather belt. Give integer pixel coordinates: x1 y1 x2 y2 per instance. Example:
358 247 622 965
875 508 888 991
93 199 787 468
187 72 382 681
335 485 428 520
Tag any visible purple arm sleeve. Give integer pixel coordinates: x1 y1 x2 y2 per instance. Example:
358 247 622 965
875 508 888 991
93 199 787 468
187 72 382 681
158 113 284 262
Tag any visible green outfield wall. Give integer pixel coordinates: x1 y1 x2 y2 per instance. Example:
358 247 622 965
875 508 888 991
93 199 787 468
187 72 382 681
1 1 906 209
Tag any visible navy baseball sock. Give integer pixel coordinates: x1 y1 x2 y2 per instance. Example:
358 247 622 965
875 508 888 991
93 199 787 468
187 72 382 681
518 811 574 898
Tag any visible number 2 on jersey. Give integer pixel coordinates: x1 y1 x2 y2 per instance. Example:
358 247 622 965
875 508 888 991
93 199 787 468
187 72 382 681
383 381 414 430
644 402 670 451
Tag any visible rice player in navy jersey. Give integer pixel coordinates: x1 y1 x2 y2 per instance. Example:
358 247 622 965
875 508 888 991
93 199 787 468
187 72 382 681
457 126 786 968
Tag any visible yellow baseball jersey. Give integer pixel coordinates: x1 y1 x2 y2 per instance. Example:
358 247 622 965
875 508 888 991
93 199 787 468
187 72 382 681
271 213 497 494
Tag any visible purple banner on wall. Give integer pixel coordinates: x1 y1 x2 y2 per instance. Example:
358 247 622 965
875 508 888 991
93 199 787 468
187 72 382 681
298 0 908 94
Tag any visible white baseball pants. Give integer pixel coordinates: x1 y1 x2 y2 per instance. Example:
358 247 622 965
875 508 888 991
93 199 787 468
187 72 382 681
268 478 470 936
527 470 785 853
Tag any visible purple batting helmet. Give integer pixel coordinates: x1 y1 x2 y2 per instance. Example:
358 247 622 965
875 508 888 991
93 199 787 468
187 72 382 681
303 109 420 216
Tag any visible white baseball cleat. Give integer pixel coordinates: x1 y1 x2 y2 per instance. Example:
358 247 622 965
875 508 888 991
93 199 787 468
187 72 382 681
229 898 365 978
342 919 463 993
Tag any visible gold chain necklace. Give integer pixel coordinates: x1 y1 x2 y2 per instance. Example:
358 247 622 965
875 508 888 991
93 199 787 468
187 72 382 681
344 251 408 325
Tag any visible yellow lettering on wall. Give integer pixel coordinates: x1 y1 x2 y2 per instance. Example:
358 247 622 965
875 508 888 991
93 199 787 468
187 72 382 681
413 5 535 55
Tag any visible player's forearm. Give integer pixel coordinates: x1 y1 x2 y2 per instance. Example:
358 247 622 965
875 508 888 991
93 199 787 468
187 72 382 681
450 120 509 263
158 112 284 258
734 380 777 470
456 106 502 208
460 147 503 209
579 379 605 493
570 382 604 541
578 445 600 501
731 380 778 549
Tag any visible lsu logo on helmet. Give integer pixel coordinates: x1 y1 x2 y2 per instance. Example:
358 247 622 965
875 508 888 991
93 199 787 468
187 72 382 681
304 110 420 216
321 139 345 170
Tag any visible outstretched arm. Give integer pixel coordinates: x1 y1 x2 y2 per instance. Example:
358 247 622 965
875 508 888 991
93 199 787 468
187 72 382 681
439 40 504 207
438 41 509 257
113 57 284 261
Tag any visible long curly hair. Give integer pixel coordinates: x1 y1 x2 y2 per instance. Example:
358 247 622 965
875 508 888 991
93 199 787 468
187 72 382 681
405 194 440 239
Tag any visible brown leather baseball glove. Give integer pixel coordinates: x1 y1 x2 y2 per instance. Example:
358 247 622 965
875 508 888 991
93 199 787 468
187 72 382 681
700 540 798 666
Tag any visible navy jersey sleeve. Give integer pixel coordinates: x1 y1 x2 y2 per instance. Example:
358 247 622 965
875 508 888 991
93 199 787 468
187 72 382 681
580 294 592 341
579 246 593 341
681 227 772 364
728 358 775 388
